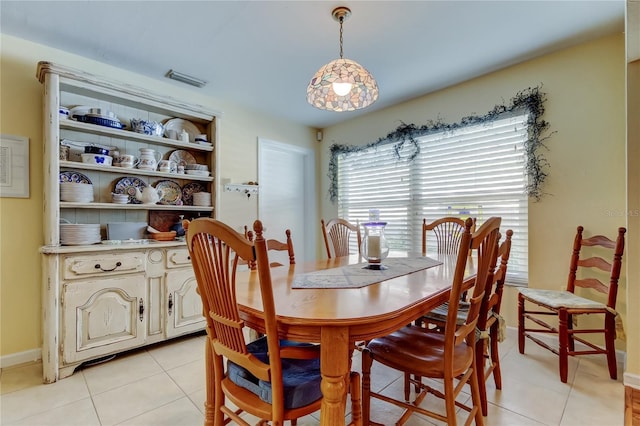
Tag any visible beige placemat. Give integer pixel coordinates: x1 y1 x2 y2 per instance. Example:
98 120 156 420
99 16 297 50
292 257 443 289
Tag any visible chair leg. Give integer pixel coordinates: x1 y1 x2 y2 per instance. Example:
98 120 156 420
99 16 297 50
489 323 502 390
605 313 618 380
475 337 489 417
567 313 575 352
361 349 373 426
469 362 485 426
558 309 569 383
348 371 362 426
518 293 525 354
443 374 458 426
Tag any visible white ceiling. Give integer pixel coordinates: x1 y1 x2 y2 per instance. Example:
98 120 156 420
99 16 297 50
0 1 625 129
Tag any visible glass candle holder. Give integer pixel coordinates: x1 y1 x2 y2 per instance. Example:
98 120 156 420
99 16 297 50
361 221 389 269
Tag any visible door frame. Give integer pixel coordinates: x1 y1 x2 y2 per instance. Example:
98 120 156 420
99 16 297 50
258 138 317 261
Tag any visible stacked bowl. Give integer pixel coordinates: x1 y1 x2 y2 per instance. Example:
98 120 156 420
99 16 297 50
192 191 212 207
185 163 210 177
60 182 94 202
60 223 101 245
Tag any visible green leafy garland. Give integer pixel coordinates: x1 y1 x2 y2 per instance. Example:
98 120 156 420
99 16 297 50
328 86 553 202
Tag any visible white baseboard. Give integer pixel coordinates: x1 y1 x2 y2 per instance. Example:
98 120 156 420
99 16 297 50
624 372 640 389
0 348 41 369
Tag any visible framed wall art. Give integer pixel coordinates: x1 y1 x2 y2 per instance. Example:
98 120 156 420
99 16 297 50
0 134 30 198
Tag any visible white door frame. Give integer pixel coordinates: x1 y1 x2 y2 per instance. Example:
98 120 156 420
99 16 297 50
258 138 317 261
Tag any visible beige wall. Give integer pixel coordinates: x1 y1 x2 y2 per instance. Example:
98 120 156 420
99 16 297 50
0 32 631 362
320 34 628 343
625 0 640 382
0 34 316 357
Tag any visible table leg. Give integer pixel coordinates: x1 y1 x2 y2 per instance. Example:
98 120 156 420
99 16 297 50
320 326 350 425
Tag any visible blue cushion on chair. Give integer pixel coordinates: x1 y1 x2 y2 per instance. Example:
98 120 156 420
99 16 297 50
227 337 322 409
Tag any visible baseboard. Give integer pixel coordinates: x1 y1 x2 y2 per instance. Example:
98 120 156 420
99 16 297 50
624 372 640 389
0 348 41 369
507 326 627 365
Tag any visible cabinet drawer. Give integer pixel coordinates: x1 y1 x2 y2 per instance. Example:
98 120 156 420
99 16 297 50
63 252 146 279
166 248 192 269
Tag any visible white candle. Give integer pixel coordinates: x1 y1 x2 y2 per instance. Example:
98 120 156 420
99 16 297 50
368 235 381 258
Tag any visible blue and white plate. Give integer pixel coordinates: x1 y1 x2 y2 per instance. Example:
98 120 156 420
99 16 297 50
59 171 92 184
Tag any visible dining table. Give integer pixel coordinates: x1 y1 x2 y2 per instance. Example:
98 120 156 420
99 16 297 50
233 252 476 426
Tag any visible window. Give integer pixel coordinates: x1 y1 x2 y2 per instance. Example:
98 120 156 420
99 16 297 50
336 113 529 285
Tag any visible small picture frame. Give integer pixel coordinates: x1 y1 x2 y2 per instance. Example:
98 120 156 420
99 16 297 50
0 134 30 198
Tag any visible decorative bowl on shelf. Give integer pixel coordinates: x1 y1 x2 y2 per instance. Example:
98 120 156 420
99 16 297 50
150 231 177 242
81 153 112 166
84 145 110 155
130 118 164 137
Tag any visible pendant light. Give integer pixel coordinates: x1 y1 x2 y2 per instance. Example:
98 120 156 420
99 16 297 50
307 6 379 112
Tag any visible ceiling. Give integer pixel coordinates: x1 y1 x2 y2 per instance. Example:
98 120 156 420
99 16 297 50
0 1 625 129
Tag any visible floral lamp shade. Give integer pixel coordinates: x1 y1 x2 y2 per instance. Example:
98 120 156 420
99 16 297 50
307 58 379 111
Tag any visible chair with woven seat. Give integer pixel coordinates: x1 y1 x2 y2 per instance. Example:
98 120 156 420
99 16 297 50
518 225 626 383
321 218 361 259
420 228 513 416
362 217 502 426
186 218 361 425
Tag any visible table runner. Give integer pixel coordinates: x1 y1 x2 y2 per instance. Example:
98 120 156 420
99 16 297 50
292 256 443 289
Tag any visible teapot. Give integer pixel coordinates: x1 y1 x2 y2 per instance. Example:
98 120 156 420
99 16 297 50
134 185 164 204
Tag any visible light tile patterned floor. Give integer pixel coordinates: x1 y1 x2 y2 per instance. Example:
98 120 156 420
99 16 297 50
0 328 624 425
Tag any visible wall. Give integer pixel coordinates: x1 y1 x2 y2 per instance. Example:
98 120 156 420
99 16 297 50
320 34 627 344
0 34 316 359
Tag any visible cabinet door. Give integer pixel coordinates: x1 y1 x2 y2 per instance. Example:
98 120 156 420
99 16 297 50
165 269 205 338
62 275 146 364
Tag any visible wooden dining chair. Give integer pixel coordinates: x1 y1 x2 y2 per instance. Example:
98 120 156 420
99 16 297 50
185 218 361 425
419 228 513 416
362 217 501 426
321 218 361 259
518 225 626 383
422 216 477 255
245 227 295 269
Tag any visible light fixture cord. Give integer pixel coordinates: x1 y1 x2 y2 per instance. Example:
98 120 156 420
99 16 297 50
339 16 344 59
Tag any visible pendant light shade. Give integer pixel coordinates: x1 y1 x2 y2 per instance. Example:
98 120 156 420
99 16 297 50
307 7 379 112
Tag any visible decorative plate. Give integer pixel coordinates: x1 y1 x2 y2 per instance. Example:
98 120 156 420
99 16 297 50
113 176 148 204
59 171 92 184
169 150 196 167
163 118 202 143
181 182 206 206
155 180 182 205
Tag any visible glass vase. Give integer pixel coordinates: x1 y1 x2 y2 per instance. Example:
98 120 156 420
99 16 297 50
361 221 389 269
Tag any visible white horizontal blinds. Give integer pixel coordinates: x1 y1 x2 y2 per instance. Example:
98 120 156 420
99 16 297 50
337 143 412 253
415 114 529 284
337 113 529 285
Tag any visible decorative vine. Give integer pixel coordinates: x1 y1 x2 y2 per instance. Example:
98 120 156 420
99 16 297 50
327 85 553 202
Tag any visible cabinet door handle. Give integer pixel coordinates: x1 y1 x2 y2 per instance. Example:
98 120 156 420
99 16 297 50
139 298 144 321
95 261 122 272
168 293 173 316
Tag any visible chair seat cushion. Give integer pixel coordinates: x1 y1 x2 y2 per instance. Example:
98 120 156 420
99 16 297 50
227 337 322 409
519 288 607 310
366 325 473 378
422 301 469 325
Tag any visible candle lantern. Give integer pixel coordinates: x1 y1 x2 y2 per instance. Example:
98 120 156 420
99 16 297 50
361 221 389 269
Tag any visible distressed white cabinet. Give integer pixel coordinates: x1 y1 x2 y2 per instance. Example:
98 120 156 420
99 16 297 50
38 62 217 382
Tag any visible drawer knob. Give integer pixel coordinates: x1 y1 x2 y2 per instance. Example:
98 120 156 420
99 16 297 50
94 261 122 272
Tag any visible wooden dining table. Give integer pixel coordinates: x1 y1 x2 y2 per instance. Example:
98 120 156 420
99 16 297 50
234 253 476 425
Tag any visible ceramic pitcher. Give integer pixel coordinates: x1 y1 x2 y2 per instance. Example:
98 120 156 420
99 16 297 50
138 148 161 171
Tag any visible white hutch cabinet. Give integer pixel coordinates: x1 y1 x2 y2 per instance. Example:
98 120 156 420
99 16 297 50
37 62 220 382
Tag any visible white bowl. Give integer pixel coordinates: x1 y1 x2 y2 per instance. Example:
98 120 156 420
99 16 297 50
185 170 210 176
81 153 112 166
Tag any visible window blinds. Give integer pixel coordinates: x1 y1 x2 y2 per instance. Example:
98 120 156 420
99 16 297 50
337 114 529 285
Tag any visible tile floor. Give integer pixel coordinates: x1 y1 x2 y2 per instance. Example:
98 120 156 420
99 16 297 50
0 328 624 426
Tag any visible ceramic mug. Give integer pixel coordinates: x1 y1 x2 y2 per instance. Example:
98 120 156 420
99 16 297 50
115 154 139 168
157 159 175 173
